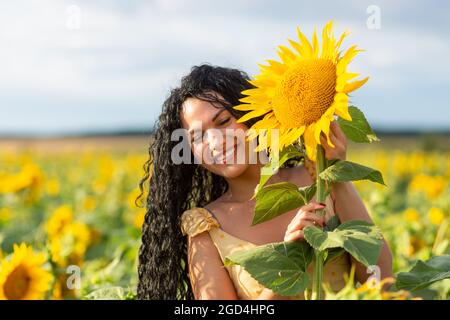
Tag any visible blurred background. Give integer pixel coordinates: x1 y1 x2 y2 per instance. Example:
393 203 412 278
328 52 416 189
0 0 448 300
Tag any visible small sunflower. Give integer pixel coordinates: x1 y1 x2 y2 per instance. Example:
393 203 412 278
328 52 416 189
0 243 52 300
234 21 368 161
46 205 73 239
49 221 92 267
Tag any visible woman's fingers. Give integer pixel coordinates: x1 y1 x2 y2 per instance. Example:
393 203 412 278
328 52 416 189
330 120 347 142
287 207 323 230
294 202 326 220
290 210 325 227
284 230 304 242
320 129 346 161
301 201 326 212
286 213 324 233
286 204 326 233
284 220 317 241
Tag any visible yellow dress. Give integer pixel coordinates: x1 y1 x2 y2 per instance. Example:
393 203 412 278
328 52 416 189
180 194 351 300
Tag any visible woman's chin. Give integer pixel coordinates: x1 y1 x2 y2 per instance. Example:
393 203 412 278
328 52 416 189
216 162 249 178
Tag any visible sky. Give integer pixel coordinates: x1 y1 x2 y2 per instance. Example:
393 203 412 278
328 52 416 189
0 0 449 136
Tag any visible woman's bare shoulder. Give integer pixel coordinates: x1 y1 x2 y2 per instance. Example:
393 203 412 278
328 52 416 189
203 196 230 219
204 196 225 210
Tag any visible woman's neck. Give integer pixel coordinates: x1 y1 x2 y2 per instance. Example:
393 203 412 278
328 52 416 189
222 164 264 202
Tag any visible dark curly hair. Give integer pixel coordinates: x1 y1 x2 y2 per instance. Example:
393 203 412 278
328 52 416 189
136 64 265 300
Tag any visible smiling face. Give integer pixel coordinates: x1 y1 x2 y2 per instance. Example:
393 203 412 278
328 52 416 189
180 93 258 179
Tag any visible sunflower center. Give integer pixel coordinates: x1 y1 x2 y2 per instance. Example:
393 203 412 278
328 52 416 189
272 58 337 128
3 265 32 300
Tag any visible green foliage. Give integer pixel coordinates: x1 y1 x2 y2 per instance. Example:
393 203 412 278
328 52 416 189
304 220 383 267
84 286 135 300
224 241 313 296
396 255 450 291
255 145 303 194
253 182 316 225
338 106 379 143
319 160 386 186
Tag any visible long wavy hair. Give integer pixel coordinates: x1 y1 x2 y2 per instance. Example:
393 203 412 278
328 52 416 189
136 64 266 299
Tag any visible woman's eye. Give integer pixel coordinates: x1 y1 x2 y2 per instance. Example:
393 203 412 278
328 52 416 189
218 118 230 125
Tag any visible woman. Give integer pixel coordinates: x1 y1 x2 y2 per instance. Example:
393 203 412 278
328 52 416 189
136 64 393 300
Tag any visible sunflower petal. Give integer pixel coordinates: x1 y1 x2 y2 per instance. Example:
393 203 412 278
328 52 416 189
236 108 271 123
342 77 369 93
336 30 350 50
276 45 297 64
288 38 305 57
233 104 257 111
312 27 319 57
337 45 362 75
253 115 279 130
336 72 360 91
249 78 277 88
321 20 334 59
303 124 317 161
296 26 313 57
334 92 349 103
314 120 325 145
239 94 269 104
241 88 263 96
321 120 335 148
288 126 306 143
334 103 352 121
264 59 288 75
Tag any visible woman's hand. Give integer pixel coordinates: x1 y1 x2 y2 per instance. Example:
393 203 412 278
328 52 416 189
319 120 348 161
284 202 326 242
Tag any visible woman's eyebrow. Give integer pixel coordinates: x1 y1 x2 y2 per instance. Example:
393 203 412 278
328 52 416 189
188 109 227 135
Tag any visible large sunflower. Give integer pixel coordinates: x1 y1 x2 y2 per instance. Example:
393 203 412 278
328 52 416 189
234 21 368 161
0 243 52 300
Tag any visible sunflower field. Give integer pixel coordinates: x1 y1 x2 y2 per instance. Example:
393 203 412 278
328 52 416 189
0 135 449 300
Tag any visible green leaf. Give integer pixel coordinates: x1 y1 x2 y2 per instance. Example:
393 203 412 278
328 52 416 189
337 106 380 143
84 286 127 300
396 255 450 291
253 182 315 225
324 215 341 232
224 240 313 296
256 145 303 194
335 220 384 267
303 226 344 250
297 183 317 205
303 220 383 267
321 216 343 263
319 160 386 186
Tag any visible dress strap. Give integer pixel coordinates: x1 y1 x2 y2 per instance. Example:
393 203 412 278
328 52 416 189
180 208 220 238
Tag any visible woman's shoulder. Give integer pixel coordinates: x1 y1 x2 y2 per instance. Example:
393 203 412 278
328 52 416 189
180 207 221 238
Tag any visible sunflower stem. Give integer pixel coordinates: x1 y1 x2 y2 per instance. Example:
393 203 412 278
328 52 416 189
312 145 328 300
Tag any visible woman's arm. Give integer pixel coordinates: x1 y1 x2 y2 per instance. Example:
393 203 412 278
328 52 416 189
187 231 239 299
331 181 393 285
